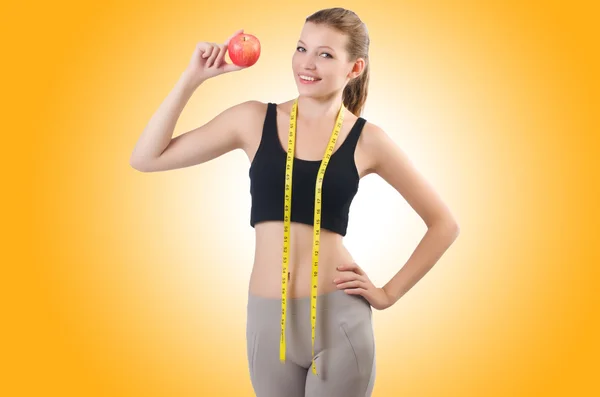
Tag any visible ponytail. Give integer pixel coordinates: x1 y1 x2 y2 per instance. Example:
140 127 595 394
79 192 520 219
343 60 370 117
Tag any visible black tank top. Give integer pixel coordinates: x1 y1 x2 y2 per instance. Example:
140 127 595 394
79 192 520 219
249 102 367 236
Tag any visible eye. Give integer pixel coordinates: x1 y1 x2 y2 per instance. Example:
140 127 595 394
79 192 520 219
296 46 333 59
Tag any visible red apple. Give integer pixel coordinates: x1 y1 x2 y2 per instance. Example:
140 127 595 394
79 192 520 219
228 33 261 67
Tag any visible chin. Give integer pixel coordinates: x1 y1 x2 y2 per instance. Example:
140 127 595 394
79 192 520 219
296 81 329 93
296 90 328 101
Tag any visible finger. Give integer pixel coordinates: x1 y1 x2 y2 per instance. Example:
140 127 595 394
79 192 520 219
225 28 244 45
206 43 219 67
214 44 227 68
344 288 367 295
201 45 213 59
333 273 365 284
336 280 366 290
222 62 245 73
202 47 213 59
337 263 365 275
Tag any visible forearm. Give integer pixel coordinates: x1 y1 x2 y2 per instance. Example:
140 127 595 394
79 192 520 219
382 220 460 304
130 72 202 166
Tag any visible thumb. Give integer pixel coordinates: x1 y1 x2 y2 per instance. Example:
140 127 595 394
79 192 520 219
223 63 246 74
225 29 244 46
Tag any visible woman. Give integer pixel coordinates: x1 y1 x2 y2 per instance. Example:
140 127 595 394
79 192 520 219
130 7 459 397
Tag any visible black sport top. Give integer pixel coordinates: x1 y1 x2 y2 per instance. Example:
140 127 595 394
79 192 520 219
249 102 367 236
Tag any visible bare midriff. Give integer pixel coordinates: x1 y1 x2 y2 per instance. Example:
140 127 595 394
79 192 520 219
249 221 355 298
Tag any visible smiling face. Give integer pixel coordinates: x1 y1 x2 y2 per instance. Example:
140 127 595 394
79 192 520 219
292 22 361 98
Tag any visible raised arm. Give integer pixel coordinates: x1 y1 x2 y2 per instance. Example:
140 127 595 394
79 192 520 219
129 29 256 172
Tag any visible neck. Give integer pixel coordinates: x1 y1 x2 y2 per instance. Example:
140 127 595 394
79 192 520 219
296 91 344 122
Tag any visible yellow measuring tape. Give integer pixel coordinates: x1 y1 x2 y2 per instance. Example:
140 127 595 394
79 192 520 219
280 97 346 375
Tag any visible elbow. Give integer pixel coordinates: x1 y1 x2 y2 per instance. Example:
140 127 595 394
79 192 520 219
444 216 460 233
129 155 142 171
129 156 151 172
446 219 460 240
429 217 460 239
452 222 460 238
441 215 460 233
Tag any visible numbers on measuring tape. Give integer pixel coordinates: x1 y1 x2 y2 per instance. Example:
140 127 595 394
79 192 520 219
279 97 346 376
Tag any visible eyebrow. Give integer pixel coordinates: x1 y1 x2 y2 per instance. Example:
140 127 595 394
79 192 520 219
297 40 336 52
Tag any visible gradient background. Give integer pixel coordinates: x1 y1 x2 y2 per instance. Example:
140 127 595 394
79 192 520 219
4 0 599 396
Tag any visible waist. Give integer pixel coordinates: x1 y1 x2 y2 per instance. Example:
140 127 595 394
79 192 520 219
250 221 354 298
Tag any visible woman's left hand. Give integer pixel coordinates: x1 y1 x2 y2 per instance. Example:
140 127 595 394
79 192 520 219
333 263 394 310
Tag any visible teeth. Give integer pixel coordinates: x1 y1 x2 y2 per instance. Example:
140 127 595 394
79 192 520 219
300 75 319 81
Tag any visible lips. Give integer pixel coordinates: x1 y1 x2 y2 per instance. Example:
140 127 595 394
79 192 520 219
298 74 322 83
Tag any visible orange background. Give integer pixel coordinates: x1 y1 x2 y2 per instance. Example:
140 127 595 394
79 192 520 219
4 0 599 396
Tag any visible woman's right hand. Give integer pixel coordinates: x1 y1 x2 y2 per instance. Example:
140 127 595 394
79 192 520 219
184 29 249 86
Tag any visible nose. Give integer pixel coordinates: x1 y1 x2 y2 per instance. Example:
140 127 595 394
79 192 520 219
301 58 316 70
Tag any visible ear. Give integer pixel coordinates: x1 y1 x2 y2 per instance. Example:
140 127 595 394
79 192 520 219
348 58 366 81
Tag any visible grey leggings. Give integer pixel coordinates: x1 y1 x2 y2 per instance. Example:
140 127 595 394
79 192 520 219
246 289 376 397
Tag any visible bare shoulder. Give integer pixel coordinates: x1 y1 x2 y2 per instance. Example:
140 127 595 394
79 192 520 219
355 120 390 175
359 120 389 145
208 98 267 136
358 120 418 178
358 121 458 228
234 100 268 157
191 98 268 156
230 99 267 128
235 98 267 115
